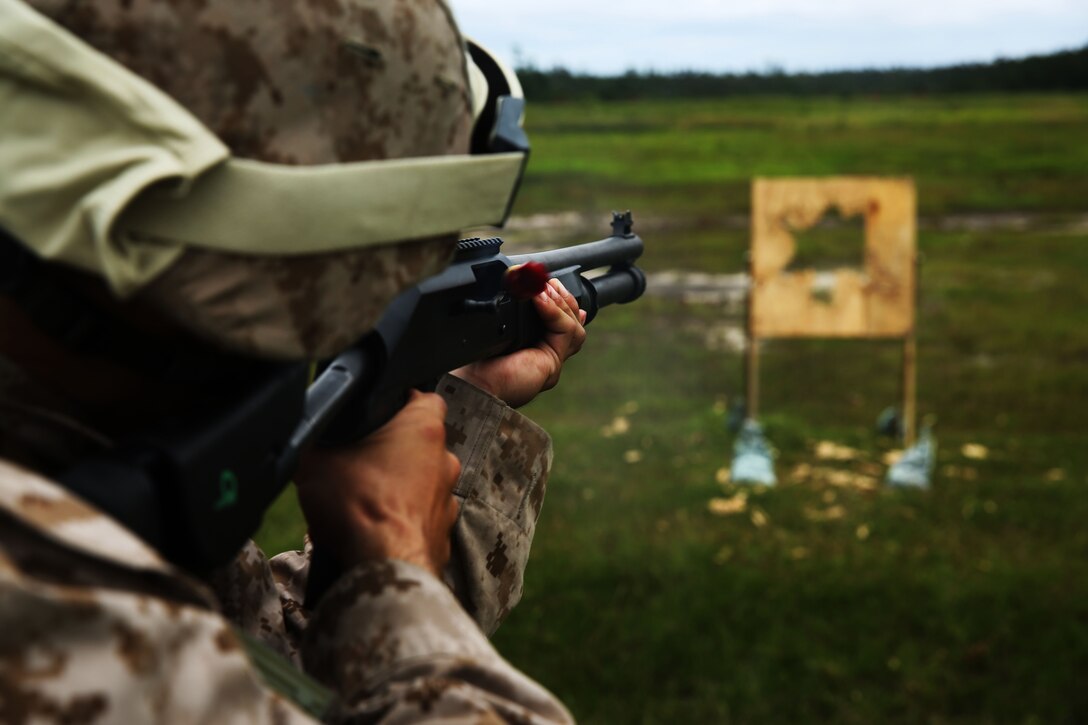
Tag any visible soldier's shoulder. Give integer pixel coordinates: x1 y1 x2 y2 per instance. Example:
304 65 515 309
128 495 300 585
0 457 170 573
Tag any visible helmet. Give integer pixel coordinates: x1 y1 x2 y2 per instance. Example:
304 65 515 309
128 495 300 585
0 0 527 359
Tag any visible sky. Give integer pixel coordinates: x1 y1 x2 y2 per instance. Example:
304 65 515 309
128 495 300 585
449 0 1088 75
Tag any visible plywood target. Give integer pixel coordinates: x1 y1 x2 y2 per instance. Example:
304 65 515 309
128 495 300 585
750 177 916 339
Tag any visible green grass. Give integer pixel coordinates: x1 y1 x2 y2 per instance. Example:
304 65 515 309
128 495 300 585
257 93 1088 723
515 94 1088 216
488 292 1088 723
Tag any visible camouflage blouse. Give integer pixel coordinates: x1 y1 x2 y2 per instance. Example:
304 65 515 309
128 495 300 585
0 374 572 723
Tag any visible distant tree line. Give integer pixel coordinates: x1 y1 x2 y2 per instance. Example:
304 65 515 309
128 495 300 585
516 44 1088 101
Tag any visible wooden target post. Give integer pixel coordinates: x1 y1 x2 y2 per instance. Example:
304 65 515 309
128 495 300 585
747 177 918 444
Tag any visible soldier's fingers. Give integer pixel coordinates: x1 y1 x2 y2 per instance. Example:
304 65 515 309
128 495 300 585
406 390 448 420
532 287 574 333
445 493 461 526
551 278 583 321
546 279 579 322
445 451 462 491
567 320 587 356
540 291 586 357
550 282 586 358
390 392 448 449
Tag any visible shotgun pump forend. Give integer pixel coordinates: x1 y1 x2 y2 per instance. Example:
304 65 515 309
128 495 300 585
309 210 645 446
58 212 646 578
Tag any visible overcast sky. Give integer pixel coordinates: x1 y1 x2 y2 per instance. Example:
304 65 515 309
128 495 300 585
449 0 1088 74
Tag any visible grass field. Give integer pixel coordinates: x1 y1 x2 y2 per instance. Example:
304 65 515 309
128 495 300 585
257 93 1088 723
516 94 1088 218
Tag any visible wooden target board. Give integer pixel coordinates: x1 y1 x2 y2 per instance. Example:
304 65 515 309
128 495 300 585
750 177 915 338
746 177 919 441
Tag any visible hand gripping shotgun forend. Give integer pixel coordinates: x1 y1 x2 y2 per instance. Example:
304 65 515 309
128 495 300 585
55 212 646 595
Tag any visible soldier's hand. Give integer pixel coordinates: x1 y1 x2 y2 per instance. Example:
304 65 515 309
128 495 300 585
452 277 587 408
295 391 460 576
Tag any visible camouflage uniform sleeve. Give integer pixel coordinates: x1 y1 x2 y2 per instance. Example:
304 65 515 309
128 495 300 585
438 374 553 636
269 374 552 638
303 559 573 724
0 463 315 723
212 539 304 664
1 462 572 723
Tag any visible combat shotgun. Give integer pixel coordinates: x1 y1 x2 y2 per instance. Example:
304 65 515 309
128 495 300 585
57 213 646 585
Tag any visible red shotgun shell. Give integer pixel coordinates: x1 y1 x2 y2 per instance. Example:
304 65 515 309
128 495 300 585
504 262 550 300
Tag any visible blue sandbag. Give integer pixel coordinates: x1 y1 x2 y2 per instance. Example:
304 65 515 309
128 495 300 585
731 419 777 486
886 426 936 488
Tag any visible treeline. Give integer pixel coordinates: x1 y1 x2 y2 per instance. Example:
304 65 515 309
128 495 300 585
517 44 1088 101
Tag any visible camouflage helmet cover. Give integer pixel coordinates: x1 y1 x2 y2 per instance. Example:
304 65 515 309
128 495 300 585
24 0 479 360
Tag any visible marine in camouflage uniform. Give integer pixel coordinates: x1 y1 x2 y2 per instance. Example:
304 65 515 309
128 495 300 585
0 0 578 721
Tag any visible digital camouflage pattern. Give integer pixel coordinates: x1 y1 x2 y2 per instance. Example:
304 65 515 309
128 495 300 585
26 0 475 164
2 1 570 720
0 367 572 723
23 0 477 360
0 464 299 723
440 376 553 635
139 236 457 360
